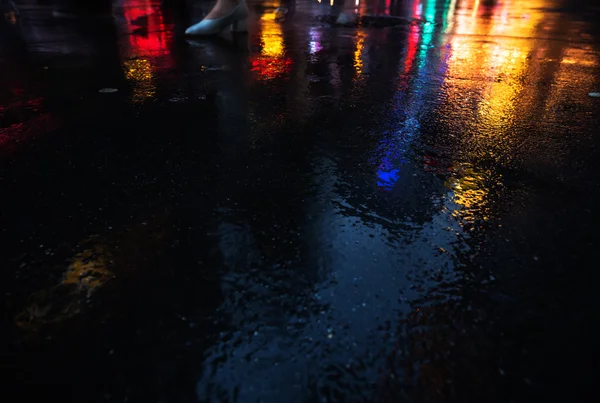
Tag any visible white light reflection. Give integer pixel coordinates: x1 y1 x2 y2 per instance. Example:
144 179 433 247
309 27 323 54
472 0 480 19
444 0 458 32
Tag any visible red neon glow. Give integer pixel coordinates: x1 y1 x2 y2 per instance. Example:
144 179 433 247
414 0 422 17
250 11 293 80
122 0 171 61
400 25 420 84
0 112 60 150
250 57 293 80
397 0 422 81
0 96 43 113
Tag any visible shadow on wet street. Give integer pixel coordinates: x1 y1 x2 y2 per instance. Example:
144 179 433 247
1 0 599 402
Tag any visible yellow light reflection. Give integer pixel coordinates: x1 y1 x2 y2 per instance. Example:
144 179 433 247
444 0 458 31
477 44 529 131
260 11 283 57
124 58 156 104
542 45 599 121
15 242 113 330
354 30 366 77
471 0 480 19
252 6 292 80
450 0 544 118
443 0 545 219
63 246 113 292
446 168 496 222
560 56 597 66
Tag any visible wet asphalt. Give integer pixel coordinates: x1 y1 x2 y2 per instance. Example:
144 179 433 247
1 0 599 402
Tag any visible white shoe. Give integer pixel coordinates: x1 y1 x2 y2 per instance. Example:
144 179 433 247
185 1 249 36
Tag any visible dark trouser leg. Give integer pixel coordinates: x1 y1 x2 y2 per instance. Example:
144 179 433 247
53 0 113 18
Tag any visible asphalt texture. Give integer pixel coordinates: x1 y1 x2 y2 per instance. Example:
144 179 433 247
1 0 599 402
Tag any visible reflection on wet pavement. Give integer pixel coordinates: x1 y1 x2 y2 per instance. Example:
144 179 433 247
1 0 599 402
15 237 114 330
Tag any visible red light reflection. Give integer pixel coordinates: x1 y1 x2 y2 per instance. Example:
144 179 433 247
121 0 173 103
122 0 171 62
250 57 293 80
0 110 59 151
399 25 419 89
249 9 293 81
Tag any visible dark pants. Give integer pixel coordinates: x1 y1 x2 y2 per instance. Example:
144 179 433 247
53 0 113 13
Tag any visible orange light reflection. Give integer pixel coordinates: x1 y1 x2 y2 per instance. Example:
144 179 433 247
250 7 293 80
354 30 366 77
444 0 545 220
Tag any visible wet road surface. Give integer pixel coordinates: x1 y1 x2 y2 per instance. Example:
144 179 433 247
1 0 599 402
